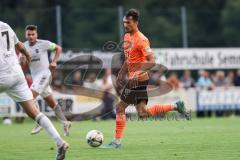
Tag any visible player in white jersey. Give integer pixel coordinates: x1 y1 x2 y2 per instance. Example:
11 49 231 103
23 25 71 136
0 21 69 160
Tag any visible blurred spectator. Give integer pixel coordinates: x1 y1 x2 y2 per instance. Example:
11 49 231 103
71 70 83 86
234 69 240 86
180 70 195 89
210 71 216 84
84 73 98 89
167 72 180 90
71 70 83 93
98 74 113 92
52 70 63 89
99 75 115 120
104 68 116 94
93 74 115 120
213 70 227 87
149 69 167 86
149 71 159 85
101 90 115 120
226 71 234 87
105 68 113 85
197 70 214 90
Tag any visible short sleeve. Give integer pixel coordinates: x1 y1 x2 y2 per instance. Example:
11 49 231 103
139 39 152 57
7 25 19 45
45 40 56 51
13 32 19 45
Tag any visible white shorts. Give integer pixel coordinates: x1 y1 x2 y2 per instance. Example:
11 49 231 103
0 73 33 102
31 71 53 98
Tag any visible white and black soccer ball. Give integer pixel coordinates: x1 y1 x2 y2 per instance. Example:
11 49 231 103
86 130 104 147
3 118 12 125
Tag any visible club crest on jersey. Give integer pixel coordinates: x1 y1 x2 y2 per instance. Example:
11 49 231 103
123 41 133 51
126 43 133 52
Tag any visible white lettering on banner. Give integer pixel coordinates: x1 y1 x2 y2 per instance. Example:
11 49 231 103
57 48 240 70
35 96 74 116
197 88 240 111
36 92 101 115
2 88 240 117
0 92 101 117
153 48 240 70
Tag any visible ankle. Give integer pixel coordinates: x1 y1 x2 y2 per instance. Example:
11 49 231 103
172 102 178 110
114 138 121 144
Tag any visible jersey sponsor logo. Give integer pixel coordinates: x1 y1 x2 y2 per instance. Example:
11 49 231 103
32 50 40 62
31 58 40 62
3 52 13 58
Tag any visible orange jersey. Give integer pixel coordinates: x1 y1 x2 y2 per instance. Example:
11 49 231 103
124 30 153 81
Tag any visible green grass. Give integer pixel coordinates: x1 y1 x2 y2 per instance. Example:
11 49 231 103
0 117 240 160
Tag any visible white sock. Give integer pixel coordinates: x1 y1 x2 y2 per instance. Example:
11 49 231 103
34 100 40 126
53 104 68 124
35 113 63 147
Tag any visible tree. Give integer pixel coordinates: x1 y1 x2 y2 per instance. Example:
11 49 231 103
221 0 240 46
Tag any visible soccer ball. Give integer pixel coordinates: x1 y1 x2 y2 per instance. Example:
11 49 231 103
86 130 104 147
3 118 12 125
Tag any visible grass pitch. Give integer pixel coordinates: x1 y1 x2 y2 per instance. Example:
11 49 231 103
0 117 240 160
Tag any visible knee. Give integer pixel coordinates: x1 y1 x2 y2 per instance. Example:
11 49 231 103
136 107 149 118
49 102 57 109
137 112 149 119
44 98 57 108
116 102 126 114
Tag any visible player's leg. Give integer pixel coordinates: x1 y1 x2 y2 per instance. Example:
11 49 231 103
7 75 69 159
135 99 189 119
30 89 43 134
20 100 62 143
146 101 190 119
135 100 149 118
135 80 189 119
103 79 148 148
30 72 53 135
136 100 174 117
115 101 128 142
146 103 174 116
19 100 69 159
43 93 72 136
102 100 128 148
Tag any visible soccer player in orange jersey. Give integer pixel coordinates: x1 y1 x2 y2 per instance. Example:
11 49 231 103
103 9 189 148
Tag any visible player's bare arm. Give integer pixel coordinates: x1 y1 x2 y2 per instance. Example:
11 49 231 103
129 53 155 90
141 53 156 72
15 42 32 63
50 44 62 65
49 44 62 73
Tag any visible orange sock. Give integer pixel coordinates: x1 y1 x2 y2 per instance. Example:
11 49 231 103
115 114 126 139
147 104 174 116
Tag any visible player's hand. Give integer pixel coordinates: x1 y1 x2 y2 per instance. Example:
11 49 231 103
49 61 57 75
